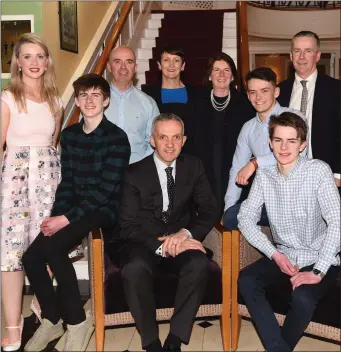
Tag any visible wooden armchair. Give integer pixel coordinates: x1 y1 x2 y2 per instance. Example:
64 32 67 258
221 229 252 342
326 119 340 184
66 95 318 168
230 228 341 351
88 224 232 351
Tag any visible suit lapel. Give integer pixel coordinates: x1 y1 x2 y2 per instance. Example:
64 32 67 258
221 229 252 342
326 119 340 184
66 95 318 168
312 74 322 123
172 155 187 217
279 79 294 106
145 156 163 219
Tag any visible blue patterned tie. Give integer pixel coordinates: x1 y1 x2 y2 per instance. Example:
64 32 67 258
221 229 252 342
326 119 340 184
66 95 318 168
161 167 175 223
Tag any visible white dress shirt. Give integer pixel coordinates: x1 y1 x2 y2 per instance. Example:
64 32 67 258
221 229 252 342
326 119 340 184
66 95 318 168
289 69 317 159
153 153 192 256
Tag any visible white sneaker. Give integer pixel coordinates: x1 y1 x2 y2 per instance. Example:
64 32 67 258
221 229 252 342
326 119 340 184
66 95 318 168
24 318 64 351
63 312 94 351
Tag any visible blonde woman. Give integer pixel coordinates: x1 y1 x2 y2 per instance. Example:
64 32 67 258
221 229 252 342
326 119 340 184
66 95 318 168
1 33 62 351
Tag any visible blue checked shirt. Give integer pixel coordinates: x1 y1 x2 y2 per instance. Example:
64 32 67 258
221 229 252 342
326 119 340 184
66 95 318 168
238 157 340 274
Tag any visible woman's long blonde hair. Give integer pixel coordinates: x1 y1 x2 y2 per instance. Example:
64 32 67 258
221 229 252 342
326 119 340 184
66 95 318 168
4 33 60 116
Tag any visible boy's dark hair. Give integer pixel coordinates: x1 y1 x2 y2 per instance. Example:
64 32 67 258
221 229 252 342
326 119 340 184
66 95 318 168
292 31 320 48
73 73 110 100
204 52 238 87
246 67 277 87
269 112 308 142
159 45 185 63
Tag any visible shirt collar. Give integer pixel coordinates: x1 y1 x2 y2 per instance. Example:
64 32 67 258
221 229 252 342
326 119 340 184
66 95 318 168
275 155 307 179
294 69 318 87
80 116 108 137
110 82 134 98
153 152 176 174
256 101 281 124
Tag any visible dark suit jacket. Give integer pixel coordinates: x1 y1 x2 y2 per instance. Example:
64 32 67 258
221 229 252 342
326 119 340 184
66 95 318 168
277 74 340 174
119 154 217 252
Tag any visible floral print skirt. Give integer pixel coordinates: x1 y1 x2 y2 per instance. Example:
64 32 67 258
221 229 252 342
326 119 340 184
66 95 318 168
1 146 61 272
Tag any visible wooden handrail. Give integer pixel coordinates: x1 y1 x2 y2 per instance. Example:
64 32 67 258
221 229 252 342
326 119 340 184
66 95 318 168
67 1 134 127
236 1 250 92
248 1 341 10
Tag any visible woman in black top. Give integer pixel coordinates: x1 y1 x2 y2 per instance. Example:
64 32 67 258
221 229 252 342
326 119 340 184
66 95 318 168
192 53 255 216
142 46 196 153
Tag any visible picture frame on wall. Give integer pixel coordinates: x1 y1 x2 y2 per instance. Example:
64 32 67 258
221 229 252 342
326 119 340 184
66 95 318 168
1 15 34 79
59 1 78 54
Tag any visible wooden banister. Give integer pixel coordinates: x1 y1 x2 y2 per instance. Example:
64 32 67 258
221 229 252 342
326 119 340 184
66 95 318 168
236 1 250 92
67 1 134 127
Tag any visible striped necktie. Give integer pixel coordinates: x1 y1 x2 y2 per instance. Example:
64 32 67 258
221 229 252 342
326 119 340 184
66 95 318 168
300 80 308 116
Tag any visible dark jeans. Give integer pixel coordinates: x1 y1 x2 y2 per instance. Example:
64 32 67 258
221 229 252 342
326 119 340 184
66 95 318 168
117 243 209 348
238 257 339 352
22 211 110 325
223 201 269 230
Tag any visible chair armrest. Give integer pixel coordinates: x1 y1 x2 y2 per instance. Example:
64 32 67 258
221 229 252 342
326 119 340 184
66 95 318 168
203 223 232 268
231 226 273 274
88 229 105 325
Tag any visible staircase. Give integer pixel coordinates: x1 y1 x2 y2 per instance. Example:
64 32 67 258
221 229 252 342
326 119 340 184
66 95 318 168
136 10 238 88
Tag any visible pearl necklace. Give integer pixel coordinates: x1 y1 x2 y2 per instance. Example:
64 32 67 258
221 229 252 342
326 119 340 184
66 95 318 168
210 89 231 111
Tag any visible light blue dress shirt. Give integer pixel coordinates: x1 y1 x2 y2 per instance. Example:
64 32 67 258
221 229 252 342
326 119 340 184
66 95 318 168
105 84 160 164
224 102 306 211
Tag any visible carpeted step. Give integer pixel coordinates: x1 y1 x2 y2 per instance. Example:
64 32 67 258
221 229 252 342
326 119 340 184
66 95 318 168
145 10 224 86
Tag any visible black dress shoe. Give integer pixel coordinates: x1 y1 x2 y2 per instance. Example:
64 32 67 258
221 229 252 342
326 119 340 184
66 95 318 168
163 344 181 352
146 339 163 352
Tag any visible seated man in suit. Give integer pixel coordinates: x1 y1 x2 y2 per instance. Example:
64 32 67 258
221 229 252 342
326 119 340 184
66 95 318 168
117 113 217 352
277 30 340 187
238 112 340 352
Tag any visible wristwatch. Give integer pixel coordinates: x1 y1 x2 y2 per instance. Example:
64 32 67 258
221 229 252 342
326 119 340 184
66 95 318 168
312 268 325 278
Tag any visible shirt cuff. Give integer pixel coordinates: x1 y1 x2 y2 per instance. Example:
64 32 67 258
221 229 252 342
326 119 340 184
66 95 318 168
155 244 163 256
313 259 332 275
182 229 193 238
333 173 340 180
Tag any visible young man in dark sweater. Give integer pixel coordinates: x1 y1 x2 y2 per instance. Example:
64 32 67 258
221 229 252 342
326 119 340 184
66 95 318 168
23 73 130 352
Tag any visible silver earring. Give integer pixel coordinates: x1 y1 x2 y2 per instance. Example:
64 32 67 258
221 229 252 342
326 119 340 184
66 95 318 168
19 67 22 71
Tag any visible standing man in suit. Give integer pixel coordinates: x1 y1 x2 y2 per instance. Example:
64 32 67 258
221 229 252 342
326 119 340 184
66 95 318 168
117 113 217 352
277 31 340 185
105 45 160 164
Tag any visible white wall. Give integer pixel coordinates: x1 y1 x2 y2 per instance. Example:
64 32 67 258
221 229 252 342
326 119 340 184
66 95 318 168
247 5 340 39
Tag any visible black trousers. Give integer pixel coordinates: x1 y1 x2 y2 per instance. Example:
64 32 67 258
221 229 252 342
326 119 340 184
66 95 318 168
117 244 209 348
22 212 110 325
238 257 339 352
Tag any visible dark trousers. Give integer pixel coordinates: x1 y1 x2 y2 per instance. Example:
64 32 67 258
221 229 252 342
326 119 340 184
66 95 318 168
117 244 209 348
238 257 339 352
22 212 110 325
223 202 269 230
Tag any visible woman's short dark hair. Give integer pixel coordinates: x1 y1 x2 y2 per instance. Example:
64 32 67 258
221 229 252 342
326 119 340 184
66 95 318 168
204 52 238 87
246 67 277 87
159 45 185 63
73 73 110 100
269 112 308 142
